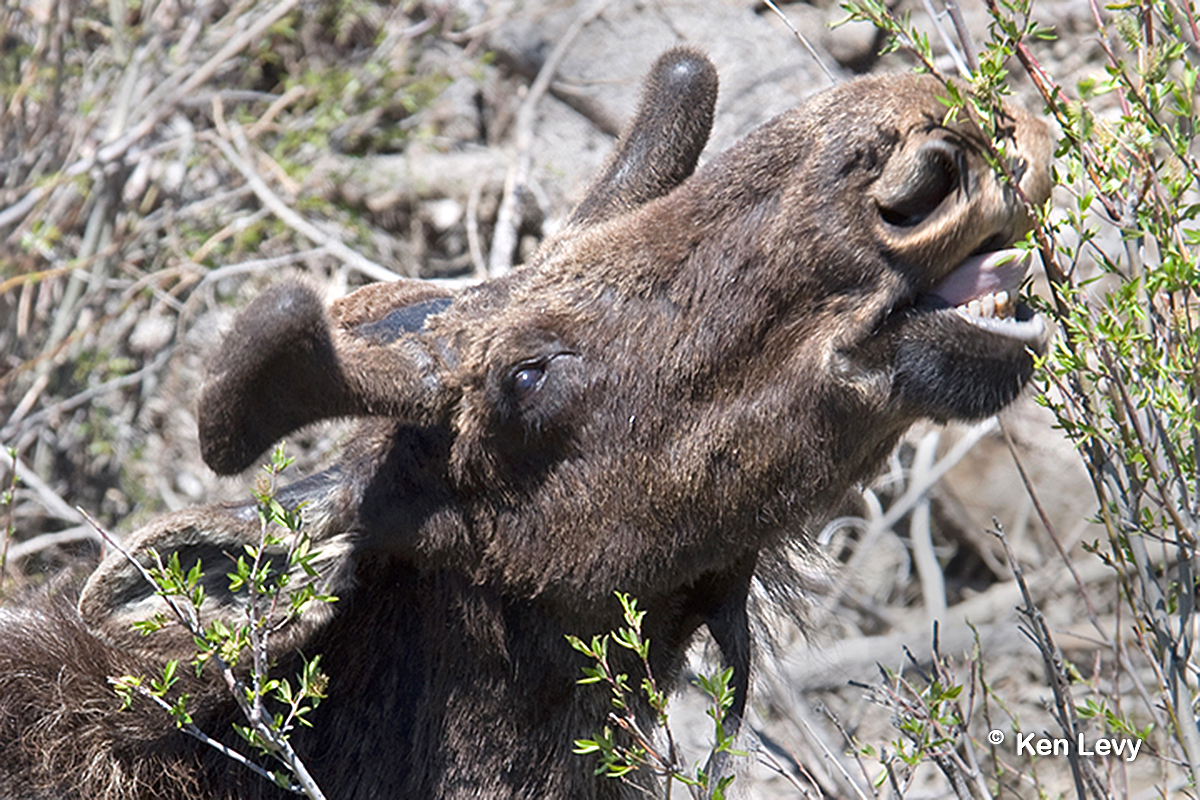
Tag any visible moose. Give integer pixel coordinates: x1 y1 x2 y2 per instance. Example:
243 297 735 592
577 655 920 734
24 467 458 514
0 48 1051 798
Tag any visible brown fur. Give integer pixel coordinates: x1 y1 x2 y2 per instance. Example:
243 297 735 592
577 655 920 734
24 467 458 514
0 49 1052 799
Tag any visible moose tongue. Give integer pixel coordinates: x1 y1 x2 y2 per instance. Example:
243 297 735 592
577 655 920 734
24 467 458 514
931 249 1030 307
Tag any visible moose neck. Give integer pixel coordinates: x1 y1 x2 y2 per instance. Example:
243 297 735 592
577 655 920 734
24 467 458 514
289 553 685 799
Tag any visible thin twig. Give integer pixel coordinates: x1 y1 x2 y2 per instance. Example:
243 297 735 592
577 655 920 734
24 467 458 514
4 526 102 562
209 128 401 283
1 455 17 587
99 0 302 166
992 520 1100 800
809 704 876 800
466 178 487 279
917 0 971 76
0 0 303 230
942 0 979 72
198 247 332 290
908 430 948 621
998 419 1107 637
1 348 175 444
123 682 305 794
488 0 609 277
0 450 84 524
78 507 328 799
761 0 839 85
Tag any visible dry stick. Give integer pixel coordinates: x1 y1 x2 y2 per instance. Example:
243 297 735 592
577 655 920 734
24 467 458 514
925 640 991 800
0 449 84 525
997 420 1107 633
246 84 309 141
198 248 332 289
820 418 998 614
993 521 1099 800
466 178 487 278
95 0 301 168
8 372 51 434
0 0 301 230
210 129 401 283
1051 373 1181 751
5 526 102 562
842 418 998 540
908 430 948 621
760 0 839 85
488 0 609 277
942 0 979 73
959 646 994 799
1 348 174 444
748 743 818 799
111 186 255 273
44 185 111 354
178 89 283 109
173 248 333 331
0 264 79 295
105 18 143 149
970 631 1018 797
1 456 17 587
189 208 270 266
0 280 132 395
491 46 635 137
917 0 971 76
794 706 874 800
546 82 623 138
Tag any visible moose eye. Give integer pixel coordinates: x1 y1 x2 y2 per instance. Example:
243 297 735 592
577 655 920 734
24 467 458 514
510 362 546 400
490 347 581 436
877 139 961 228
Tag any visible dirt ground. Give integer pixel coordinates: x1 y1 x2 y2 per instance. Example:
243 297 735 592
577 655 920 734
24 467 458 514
0 0 1176 797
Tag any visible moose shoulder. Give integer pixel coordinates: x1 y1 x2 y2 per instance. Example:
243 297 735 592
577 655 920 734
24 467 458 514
0 49 1052 799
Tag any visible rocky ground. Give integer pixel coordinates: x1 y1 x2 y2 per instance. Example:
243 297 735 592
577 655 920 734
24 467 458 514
0 0 1183 797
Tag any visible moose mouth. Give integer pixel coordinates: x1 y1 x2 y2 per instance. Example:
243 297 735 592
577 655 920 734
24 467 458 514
920 248 1046 346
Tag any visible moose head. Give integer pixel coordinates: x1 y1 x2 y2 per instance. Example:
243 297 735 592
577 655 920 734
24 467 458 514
1 48 1051 799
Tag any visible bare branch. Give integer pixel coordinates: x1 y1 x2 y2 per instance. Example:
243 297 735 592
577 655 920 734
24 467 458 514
209 128 401 283
488 0 610 277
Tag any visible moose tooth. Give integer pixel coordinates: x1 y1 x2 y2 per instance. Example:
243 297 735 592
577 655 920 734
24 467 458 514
967 299 982 317
994 290 1011 318
980 293 996 318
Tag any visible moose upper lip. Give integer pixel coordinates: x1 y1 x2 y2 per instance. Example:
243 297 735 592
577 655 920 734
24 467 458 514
920 248 1046 345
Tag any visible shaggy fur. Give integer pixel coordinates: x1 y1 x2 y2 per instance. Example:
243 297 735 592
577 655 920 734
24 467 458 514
0 49 1052 799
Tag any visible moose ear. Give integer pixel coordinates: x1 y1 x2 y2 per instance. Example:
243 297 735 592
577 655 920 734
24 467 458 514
567 47 718 228
198 280 458 475
77 504 358 658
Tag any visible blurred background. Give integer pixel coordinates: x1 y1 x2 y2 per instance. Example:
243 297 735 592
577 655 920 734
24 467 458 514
1 1 1188 797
